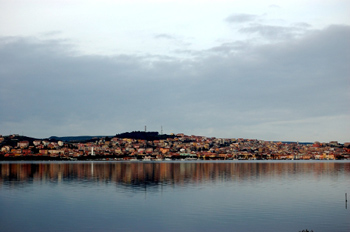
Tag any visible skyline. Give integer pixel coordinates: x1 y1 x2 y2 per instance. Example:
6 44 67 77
0 0 349 143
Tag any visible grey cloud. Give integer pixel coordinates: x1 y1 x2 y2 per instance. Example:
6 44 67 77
239 23 311 40
205 41 251 54
174 25 350 139
1 25 349 141
225 14 259 23
0 36 195 136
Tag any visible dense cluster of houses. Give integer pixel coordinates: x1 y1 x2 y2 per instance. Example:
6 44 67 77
1 133 350 160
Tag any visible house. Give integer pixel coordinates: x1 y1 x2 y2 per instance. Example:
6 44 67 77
33 140 41 146
1 145 12 152
17 141 29 148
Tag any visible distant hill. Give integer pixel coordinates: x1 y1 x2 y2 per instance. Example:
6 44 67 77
115 131 175 141
0 135 108 146
279 141 313 145
1 133 314 144
49 132 175 142
0 135 39 147
49 136 109 142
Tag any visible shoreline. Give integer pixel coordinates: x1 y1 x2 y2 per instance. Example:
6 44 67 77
1 156 349 162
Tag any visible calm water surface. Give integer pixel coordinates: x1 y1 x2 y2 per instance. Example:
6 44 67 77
0 161 349 232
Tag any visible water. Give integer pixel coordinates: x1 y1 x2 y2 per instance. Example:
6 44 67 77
0 161 349 232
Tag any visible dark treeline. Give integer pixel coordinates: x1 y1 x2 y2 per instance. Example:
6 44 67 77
115 131 175 141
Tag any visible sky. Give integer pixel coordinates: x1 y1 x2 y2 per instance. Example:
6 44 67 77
0 0 349 142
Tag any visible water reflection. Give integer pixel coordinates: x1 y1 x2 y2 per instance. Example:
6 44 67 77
1 161 349 188
1 161 349 232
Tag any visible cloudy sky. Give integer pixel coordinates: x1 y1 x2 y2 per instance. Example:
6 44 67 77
1 0 349 142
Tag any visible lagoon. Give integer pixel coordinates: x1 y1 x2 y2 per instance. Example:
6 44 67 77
0 161 349 232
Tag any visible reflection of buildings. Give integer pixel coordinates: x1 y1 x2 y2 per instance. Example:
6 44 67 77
1 162 349 188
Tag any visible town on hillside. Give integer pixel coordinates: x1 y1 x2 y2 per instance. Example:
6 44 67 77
0 132 349 161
